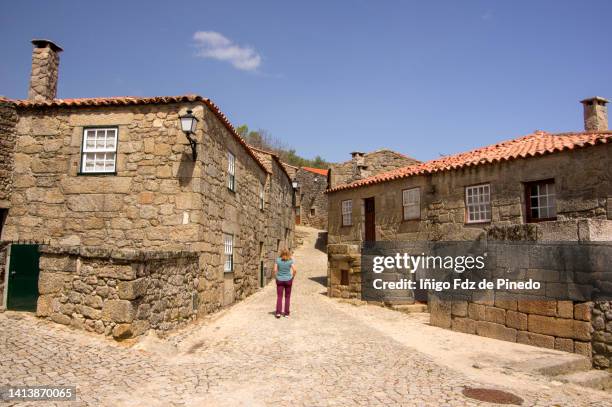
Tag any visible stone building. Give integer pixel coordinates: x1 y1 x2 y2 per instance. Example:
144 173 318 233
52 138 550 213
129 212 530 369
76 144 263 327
0 39 294 338
249 145 296 263
0 98 18 308
294 167 329 229
328 149 420 190
325 98 612 369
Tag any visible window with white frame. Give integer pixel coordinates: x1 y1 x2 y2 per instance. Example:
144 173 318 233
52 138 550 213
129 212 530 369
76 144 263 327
259 182 265 210
465 184 491 223
81 128 117 173
402 187 420 220
227 152 236 191
341 199 352 226
223 233 234 272
525 180 556 222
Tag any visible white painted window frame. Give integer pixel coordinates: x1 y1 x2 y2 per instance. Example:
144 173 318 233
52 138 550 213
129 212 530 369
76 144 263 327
223 233 234 273
529 182 556 220
227 151 236 191
259 182 265 210
465 184 491 223
81 127 118 174
402 187 421 220
341 199 353 226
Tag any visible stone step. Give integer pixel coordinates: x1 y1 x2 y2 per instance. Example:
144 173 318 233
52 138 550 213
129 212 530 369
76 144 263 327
390 304 428 314
524 354 592 376
556 370 612 390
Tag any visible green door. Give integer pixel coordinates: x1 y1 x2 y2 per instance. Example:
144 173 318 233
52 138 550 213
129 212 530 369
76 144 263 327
7 244 40 311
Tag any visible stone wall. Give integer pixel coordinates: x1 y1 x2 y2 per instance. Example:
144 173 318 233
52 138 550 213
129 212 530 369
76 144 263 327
36 245 199 339
328 220 612 369
428 221 612 370
328 150 419 189
0 100 17 208
6 101 272 312
251 147 296 278
327 144 611 244
296 168 328 230
433 297 594 359
327 243 361 299
592 301 612 369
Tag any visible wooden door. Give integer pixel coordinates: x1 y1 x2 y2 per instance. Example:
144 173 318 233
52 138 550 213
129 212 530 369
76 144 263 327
7 244 40 311
364 197 376 242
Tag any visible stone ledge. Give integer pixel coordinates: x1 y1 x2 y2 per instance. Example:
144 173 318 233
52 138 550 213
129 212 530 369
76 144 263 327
39 245 199 261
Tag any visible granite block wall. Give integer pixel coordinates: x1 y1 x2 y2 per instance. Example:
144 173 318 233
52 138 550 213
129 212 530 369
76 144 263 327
36 245 200 339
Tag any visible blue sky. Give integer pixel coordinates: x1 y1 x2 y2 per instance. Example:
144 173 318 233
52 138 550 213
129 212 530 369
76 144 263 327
1 1 611 163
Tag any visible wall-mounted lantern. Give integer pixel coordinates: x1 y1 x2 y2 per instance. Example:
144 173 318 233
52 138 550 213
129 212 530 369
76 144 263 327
179 109 199 161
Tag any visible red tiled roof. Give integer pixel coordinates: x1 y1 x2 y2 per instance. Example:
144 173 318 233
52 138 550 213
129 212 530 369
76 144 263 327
302 166 329 176
326 130 612 193
248 145 293 182
11 94 268 174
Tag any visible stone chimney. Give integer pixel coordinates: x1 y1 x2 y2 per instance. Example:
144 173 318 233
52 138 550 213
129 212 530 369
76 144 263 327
28 39 63 101
580 96 608 131
350 151 368 180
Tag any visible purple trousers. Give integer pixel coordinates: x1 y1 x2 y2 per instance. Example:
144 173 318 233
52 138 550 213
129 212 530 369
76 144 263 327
276 279 293 315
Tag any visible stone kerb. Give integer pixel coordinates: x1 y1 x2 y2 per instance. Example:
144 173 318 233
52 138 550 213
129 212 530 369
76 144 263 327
36 245 199 339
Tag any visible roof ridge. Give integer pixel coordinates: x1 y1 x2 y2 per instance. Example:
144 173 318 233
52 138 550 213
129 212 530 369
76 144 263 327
326 131 611 193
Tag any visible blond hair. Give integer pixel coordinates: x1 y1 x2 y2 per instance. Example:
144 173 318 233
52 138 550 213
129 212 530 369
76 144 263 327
280 248 292 261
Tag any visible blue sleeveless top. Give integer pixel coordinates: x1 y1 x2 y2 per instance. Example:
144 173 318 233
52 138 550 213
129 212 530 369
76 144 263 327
276 258 293 281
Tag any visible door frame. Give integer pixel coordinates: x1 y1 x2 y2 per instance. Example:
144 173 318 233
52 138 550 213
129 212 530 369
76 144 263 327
364 197 376 242
6 244 40 311
1 244 11 310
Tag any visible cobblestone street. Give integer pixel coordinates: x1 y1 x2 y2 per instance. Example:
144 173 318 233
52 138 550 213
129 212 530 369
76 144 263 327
1 227 612 406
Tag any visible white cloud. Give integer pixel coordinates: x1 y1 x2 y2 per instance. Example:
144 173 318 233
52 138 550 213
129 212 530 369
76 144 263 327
193 31 262 71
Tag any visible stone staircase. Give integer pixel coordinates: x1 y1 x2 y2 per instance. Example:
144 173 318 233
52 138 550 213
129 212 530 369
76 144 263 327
389 303 428 314
386 302 612 391
524 354 612 391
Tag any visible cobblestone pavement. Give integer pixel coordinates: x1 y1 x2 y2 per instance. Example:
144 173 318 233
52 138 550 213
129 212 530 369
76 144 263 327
2 227 612 406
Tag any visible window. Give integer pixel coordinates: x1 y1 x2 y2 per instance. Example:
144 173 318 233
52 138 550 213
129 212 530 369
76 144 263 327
310 207 316 217
341 200 353 226
259 183 265 210
227 152 235 191
525 180 556 222
223 234 234 272
81 127 117 173
465 184 491 223
402 188 420 220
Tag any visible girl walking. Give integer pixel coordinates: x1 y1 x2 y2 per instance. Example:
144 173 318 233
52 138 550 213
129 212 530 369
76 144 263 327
273 248 296 318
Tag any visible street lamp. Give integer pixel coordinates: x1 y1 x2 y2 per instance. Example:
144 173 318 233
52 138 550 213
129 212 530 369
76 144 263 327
292 180 299 189
179 109 199 161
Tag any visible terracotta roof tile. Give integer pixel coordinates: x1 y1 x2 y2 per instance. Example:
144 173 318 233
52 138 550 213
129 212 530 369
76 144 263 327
302 166 329 176
326 130 612 193
248 145 293 182
11 94 268 174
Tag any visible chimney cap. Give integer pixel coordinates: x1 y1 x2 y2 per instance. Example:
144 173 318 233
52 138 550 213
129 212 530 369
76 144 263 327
350 151 365 157
31 39 63 53
580 96 608 105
